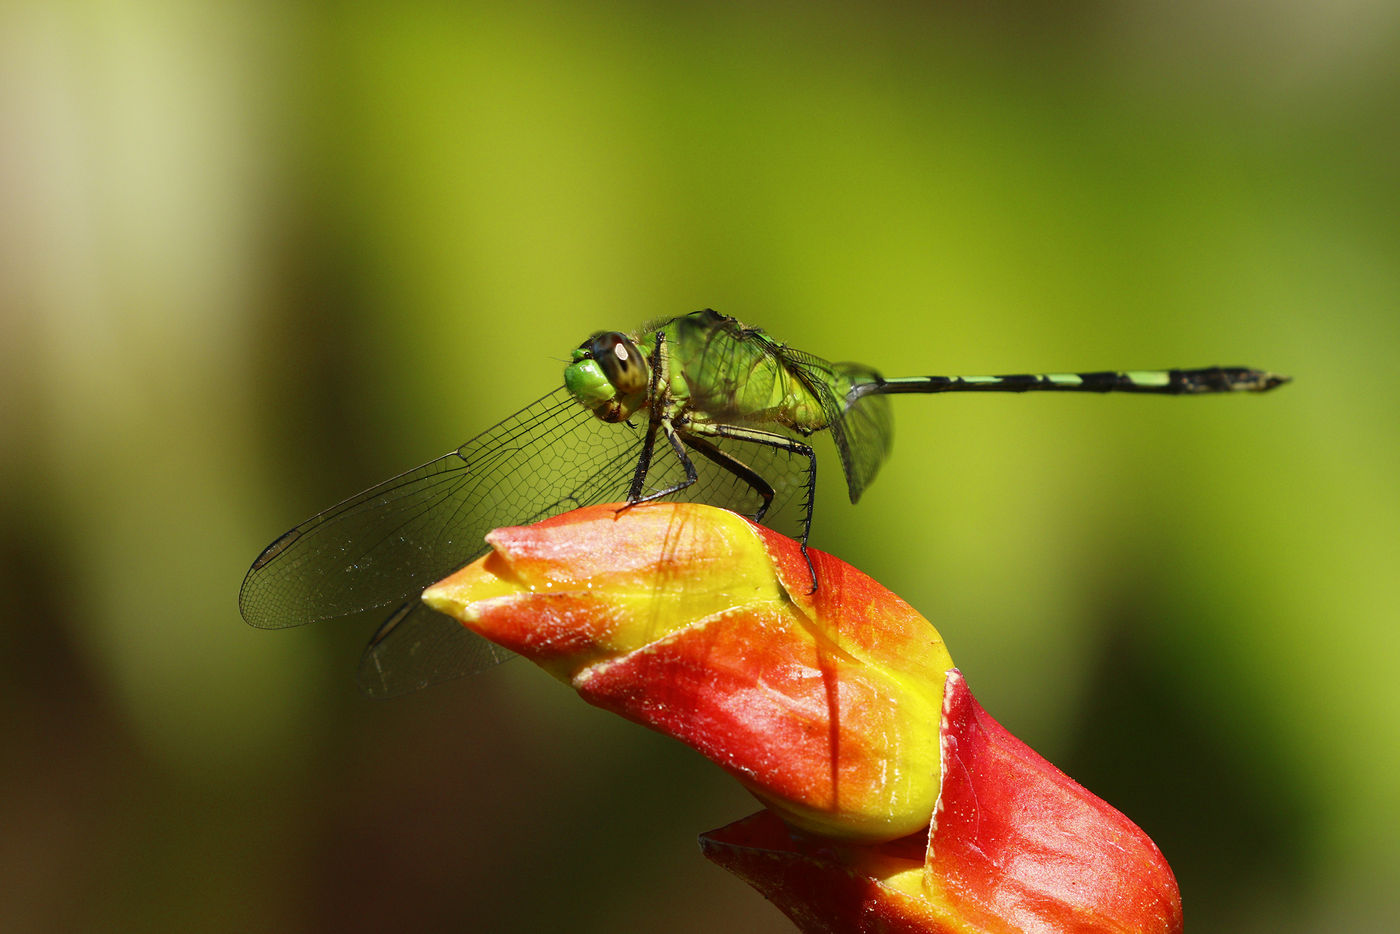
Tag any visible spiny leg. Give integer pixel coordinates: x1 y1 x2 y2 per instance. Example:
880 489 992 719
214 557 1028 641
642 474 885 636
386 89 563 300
685 421 819 591
678 429 776 523
628 419 700 506
625 326 674 505
625 415 664 504
626 418 782 532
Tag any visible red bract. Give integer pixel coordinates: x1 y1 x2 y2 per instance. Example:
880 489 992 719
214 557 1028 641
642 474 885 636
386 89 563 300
423 503 1181 933
925 671 1181 934
425 502 952 841
701 671 1183 934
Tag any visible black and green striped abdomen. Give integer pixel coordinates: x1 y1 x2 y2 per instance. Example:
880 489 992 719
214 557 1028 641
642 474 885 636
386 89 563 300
853 366 1288 399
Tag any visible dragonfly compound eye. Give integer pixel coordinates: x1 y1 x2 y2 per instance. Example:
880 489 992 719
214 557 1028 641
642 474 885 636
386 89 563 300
592 332 648 396
564 331 650 422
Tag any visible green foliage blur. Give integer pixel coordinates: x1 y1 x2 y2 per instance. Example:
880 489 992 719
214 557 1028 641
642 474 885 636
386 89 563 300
3 2 1396 931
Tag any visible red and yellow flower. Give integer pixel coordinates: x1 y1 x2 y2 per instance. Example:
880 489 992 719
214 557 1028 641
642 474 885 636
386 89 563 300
423 502 1182 933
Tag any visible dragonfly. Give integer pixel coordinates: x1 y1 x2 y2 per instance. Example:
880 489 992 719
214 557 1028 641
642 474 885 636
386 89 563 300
240 308 1288 697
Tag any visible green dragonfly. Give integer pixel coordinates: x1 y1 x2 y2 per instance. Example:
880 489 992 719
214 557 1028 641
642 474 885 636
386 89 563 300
240 309 1288 696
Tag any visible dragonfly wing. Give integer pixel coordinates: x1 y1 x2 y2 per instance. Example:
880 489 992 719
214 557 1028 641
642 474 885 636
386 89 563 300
828 362 892 502
775 347 893 503
242 365 824 694
357 599 515 698
238 387 644 631
240 450 487 630
359 389 829 694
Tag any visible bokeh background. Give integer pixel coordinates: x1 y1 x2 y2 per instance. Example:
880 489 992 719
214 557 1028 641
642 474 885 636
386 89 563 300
3 2 1397 931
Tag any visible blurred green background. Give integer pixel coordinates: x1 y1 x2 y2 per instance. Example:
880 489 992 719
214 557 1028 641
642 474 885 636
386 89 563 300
3 1 1396 931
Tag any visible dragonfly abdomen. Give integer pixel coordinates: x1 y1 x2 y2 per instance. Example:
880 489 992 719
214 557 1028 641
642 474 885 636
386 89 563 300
849 366 1289 399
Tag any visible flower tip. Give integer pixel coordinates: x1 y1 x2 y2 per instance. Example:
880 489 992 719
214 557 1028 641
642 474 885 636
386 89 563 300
421 551 521 621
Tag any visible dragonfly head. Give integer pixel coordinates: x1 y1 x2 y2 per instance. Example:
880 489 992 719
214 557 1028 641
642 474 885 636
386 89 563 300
565 331 650 423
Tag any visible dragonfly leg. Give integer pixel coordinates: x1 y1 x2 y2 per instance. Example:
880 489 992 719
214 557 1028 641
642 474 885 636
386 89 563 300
625 414 663 503
627 418 700 507
625 325 676 504
684 422 819 592
625 418 780 526
677 428 776 522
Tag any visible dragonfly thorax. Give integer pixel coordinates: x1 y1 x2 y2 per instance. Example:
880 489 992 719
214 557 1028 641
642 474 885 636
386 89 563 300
564 331 651 423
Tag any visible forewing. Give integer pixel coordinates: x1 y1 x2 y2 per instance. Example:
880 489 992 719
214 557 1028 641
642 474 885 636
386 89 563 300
238 387 644 630
242 360 826 694
354 423 812 695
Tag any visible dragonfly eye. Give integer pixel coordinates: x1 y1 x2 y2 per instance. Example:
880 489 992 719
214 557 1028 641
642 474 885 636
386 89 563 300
589 332 648 395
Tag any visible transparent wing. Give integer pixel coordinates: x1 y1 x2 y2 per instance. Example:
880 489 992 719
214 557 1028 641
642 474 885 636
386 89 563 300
677 316 891 506
826 362 892 502
238 388 642 630
241 383 814 694
351 424 812 697
774 347 894 503
356 600 516 698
